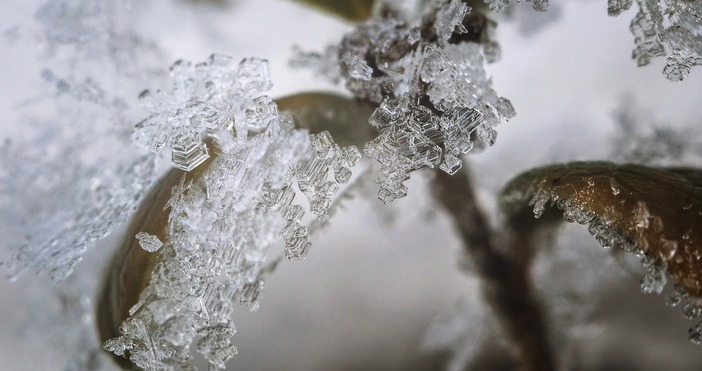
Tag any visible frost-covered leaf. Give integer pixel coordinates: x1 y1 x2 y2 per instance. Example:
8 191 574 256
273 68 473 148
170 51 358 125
500 162 702 345
100 57 367 369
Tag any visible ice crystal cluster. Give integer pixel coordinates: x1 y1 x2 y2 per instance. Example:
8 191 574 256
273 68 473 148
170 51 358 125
529 190 670 296
0 0 163 283
104 54 360 369
292 0 515 203
0 0 167 369
491 0 702 80
528 185 702 346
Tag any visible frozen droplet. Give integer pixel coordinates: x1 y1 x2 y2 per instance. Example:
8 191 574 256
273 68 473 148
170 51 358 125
666 286 687 307
434 0 469 41
529 189 550 219
609 177 621 195
689 322 702 346
633 201 651 229
135 231 163 252
683 302 702 319
640 266 667 294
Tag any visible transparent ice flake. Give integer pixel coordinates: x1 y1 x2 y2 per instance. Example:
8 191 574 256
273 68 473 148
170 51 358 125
171 132 210 171
342 52 373 81
135 232 164 252
434 0 469 41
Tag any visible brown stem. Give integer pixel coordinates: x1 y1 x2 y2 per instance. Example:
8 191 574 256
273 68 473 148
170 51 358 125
432 167 556 371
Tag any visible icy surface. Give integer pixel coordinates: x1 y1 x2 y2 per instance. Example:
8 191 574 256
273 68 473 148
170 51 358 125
292 0 514 203
105 55 359 369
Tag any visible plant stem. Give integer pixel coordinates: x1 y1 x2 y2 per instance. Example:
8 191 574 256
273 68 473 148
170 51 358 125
432 167 556 371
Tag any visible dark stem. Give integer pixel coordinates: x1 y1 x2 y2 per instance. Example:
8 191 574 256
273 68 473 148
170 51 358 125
432 167 556 371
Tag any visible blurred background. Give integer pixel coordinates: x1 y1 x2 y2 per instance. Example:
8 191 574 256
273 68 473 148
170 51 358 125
1 0 702 369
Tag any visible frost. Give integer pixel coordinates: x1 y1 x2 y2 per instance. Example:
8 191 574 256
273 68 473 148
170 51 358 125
640 254 667 294
105 55 360 369
666 285 688 307
493 0 702 79
135 232 163 253
1 0 164 282
292 1 513 202
434 0 469 41
529 187 551 218
690 322 702 345
132 55 277 167
486 0 548 12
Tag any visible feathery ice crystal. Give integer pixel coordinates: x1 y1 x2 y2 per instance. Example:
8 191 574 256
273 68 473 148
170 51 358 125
292 0 515 203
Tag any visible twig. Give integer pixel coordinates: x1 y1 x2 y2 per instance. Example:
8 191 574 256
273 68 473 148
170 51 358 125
432 167 556 371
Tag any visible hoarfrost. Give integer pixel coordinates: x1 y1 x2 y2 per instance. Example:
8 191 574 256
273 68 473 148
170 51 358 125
105 55 360 369
1 0 164 282
530 185 702 347
492 0 702 80
135 232 163 253
292 1 514 203
0 1 167 369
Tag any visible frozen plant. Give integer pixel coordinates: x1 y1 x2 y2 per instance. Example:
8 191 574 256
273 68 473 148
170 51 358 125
101 55 362 370
2 0 702 370
292 0 514 203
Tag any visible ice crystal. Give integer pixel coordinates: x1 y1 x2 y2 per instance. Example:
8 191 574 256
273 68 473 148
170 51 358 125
486 0 548 12
1 0 165 282
293 0 514 202
531 184 702 347
133 55 276 168
135 232 163 253
0 1 168 369
493 0 702 80
106 55 360 369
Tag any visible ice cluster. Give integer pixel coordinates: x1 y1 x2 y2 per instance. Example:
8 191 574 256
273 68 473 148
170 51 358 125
485 0 549 12
292 0 515 203
104 55 359 369
491 0 702 80
0 0 168 369
529 185 702 347
1 0 164 283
